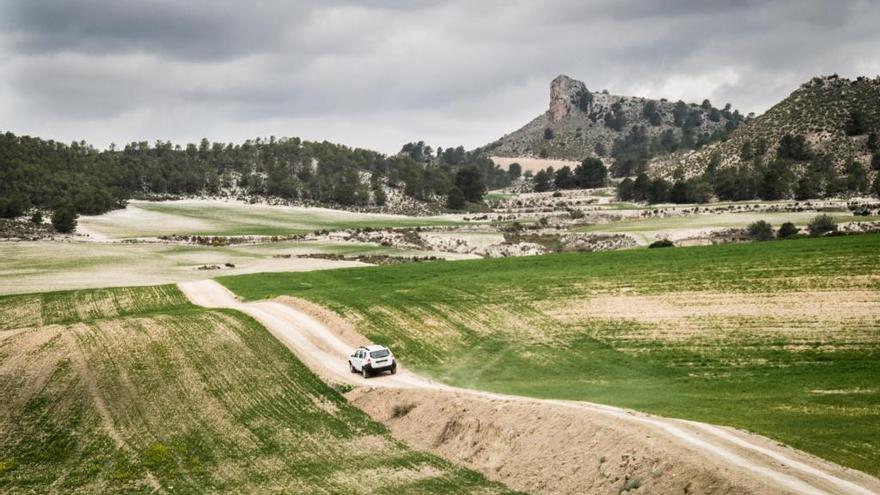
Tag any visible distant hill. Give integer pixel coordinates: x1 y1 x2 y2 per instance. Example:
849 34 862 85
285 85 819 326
653 74 880 178
481 74 744 163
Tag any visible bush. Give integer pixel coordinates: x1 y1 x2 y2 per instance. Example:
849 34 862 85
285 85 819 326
777 134 812 161
777 222 800 238
568 209 584 219
543 128 554 140
446 186 465 210
747 220 774 241
648 239 674 248
0 193 29 219
845 110 867 136
30 210 43 224
51 205 78 233
807 214 837 236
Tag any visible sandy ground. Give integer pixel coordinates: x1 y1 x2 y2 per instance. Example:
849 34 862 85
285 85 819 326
490 156 580 173
178 279 880 495
549 290 880 342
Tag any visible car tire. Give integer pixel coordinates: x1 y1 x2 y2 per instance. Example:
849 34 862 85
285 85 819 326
349 361 356 373
362 367 370 379
390 363 397 375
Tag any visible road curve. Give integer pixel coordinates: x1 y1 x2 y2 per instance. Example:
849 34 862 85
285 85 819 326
179 279 880 495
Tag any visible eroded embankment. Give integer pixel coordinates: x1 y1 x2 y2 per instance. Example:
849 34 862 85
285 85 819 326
348 387 772 495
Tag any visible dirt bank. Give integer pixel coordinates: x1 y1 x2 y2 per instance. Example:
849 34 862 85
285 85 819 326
349 387 776 494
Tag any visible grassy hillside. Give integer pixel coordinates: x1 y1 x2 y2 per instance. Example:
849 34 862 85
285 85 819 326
221 234 880 476
0 286 514 494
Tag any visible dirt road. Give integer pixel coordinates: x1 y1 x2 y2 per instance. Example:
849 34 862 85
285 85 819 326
178 280 880 495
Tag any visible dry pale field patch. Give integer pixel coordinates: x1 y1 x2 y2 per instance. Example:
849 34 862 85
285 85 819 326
548 290 880 344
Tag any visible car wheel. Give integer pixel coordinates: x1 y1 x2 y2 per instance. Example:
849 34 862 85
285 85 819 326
362 367 370 379
349 361 356 373
390 364 397 375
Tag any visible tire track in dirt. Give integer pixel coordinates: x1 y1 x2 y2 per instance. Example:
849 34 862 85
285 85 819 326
178 279 880 495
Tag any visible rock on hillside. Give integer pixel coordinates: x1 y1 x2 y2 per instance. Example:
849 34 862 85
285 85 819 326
482 74 740 161
653 74 880 178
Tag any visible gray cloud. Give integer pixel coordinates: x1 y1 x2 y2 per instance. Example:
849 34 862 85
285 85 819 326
1 0 878 153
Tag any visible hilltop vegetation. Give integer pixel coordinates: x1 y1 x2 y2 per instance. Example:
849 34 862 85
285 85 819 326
221 234 880 476
652 75 880 191
0 285 513 494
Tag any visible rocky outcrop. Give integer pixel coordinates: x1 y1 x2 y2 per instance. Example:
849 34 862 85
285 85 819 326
548 75 589 122
481 74 740 162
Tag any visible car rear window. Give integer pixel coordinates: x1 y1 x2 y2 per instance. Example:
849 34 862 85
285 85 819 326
370 349 390 359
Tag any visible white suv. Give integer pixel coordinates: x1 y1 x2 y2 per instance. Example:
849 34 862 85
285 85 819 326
349 344 396 378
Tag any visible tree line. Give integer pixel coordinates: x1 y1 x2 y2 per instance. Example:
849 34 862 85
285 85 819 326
617 133 880 203
0 132 503 218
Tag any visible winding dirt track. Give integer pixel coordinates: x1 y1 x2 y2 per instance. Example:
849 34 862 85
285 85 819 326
179 280 880 495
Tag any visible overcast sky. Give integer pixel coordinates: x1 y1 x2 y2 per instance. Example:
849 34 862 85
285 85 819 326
1 0 878 154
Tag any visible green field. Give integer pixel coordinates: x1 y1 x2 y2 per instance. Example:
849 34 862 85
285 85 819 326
576 210 879 243
79 200 465 239
0 286 514 494
221 234 880 476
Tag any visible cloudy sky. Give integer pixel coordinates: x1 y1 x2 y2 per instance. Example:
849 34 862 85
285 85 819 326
1 0 878 154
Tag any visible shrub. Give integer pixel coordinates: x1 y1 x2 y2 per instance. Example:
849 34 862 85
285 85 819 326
747 220 774 241
51 205 78 233
569 209 584 219
617 177 635 201
0 193 28 219
622 478 643 491
777 134 813 161
390 403 417 418
649 239 674 248
30 210 43 225
446 186 465 210
543 128 554 140
807 214 837 236
845 110 867 136
777 222 800 238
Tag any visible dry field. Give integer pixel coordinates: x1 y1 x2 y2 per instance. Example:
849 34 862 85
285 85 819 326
77 200 467 239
